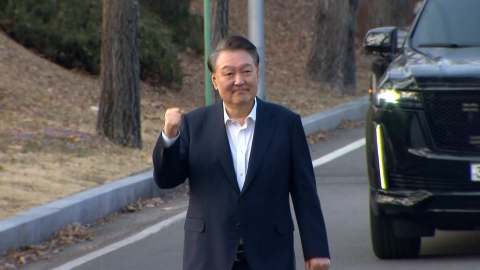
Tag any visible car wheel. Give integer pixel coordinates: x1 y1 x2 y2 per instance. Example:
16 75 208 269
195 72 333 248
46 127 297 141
370 206 421 259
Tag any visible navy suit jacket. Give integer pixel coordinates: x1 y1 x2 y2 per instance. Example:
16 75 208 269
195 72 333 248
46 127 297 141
152 99 329 270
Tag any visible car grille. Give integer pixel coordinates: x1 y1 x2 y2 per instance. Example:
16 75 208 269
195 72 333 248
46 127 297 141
423 91 480 152
416 77 480 88
389 174 480 191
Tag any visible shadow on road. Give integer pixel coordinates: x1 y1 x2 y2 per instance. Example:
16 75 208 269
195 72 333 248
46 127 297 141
420 230 480 258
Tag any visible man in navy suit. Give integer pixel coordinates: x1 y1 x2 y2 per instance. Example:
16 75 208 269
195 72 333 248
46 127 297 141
152 35 330 270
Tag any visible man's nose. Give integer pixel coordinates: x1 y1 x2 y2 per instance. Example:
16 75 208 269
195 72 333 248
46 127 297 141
234 73 244 85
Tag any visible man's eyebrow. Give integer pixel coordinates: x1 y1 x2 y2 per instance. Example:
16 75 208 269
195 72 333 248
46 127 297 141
220 63 253 70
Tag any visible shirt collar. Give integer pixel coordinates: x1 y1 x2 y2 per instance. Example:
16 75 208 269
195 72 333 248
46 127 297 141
223 97 257 124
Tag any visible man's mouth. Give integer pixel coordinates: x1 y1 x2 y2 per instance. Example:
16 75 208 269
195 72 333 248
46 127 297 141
233 89 248 93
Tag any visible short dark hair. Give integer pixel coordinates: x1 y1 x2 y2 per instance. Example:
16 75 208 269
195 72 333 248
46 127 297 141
207 35 260 73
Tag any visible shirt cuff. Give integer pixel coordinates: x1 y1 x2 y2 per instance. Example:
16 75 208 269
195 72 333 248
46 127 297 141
162 130 180 148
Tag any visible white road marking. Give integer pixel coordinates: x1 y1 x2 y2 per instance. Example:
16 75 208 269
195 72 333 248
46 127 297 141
52 137 365 269
312 138 366 168
50 212 186 270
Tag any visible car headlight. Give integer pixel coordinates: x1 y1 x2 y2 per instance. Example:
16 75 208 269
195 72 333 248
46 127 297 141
373 89 422 109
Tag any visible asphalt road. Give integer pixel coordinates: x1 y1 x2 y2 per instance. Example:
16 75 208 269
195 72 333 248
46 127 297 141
25 127 480 270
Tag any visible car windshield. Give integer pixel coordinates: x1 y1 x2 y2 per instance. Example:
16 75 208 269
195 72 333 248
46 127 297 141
411 0 480 48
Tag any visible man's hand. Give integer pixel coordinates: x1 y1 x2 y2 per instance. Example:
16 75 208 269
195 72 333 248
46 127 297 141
164 107 185 138
305 257 330 270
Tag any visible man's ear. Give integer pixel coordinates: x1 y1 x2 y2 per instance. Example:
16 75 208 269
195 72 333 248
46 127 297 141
256 67 260 82
210 73 218 90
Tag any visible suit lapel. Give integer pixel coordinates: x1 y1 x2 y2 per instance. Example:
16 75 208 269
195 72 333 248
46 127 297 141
206 102 240 194
241 99 277 195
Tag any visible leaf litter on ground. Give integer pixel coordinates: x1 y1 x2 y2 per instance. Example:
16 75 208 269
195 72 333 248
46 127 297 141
0 185 190 269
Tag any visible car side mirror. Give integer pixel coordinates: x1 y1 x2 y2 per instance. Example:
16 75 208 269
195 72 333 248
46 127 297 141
363 27 398 55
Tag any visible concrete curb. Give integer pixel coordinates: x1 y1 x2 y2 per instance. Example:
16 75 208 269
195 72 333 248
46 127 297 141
0 95 369 255
302 95 369 134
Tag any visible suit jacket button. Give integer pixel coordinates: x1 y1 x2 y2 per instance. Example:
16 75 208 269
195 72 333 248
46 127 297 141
239 198 244 203
236 223 240 228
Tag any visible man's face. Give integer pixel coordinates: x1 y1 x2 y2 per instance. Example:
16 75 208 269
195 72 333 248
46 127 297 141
211 50 259 109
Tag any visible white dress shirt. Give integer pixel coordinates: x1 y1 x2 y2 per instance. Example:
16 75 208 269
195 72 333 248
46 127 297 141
162 99 257 191
223 100 256 190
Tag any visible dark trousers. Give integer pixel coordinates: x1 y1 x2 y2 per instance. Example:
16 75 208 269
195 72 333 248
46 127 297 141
232 260 252 270
231 245 252 270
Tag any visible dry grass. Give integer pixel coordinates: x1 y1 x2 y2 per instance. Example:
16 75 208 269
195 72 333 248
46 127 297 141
0 0 371 220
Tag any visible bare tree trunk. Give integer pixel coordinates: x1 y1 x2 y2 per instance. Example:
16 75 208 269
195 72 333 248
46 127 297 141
210 0 229 103
306 0 360 95
367 0 410 30
97 0 142 148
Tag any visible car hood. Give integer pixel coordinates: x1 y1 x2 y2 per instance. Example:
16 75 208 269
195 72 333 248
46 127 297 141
387 47 480 88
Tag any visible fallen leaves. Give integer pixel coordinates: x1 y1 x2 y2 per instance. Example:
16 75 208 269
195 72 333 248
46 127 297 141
94 214 117 224
338 120 366 130
307 130 336 144
122 186 190 213
0 184 191 269
306 119 366 144
7 145 22 151
2 128 116 157
0 222 95 269
122 197 166 213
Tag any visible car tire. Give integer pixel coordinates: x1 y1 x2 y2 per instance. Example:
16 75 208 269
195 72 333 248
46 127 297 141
370 206 421 259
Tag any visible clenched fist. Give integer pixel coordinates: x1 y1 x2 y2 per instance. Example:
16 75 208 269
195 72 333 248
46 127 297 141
305 258 330 270
164 107 185 139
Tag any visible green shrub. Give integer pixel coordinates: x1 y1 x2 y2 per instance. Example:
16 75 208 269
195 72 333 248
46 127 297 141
0 0 103 74
142 0 191 21
138 7 182 88
177 13 204 54
142 0 204 54
0 0 202 87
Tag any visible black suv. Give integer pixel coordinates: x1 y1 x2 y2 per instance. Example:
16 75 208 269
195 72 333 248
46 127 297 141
363 0 480 259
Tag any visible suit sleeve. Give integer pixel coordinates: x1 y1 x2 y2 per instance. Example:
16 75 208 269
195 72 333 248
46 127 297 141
152 116 190 189
289 114 330 260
